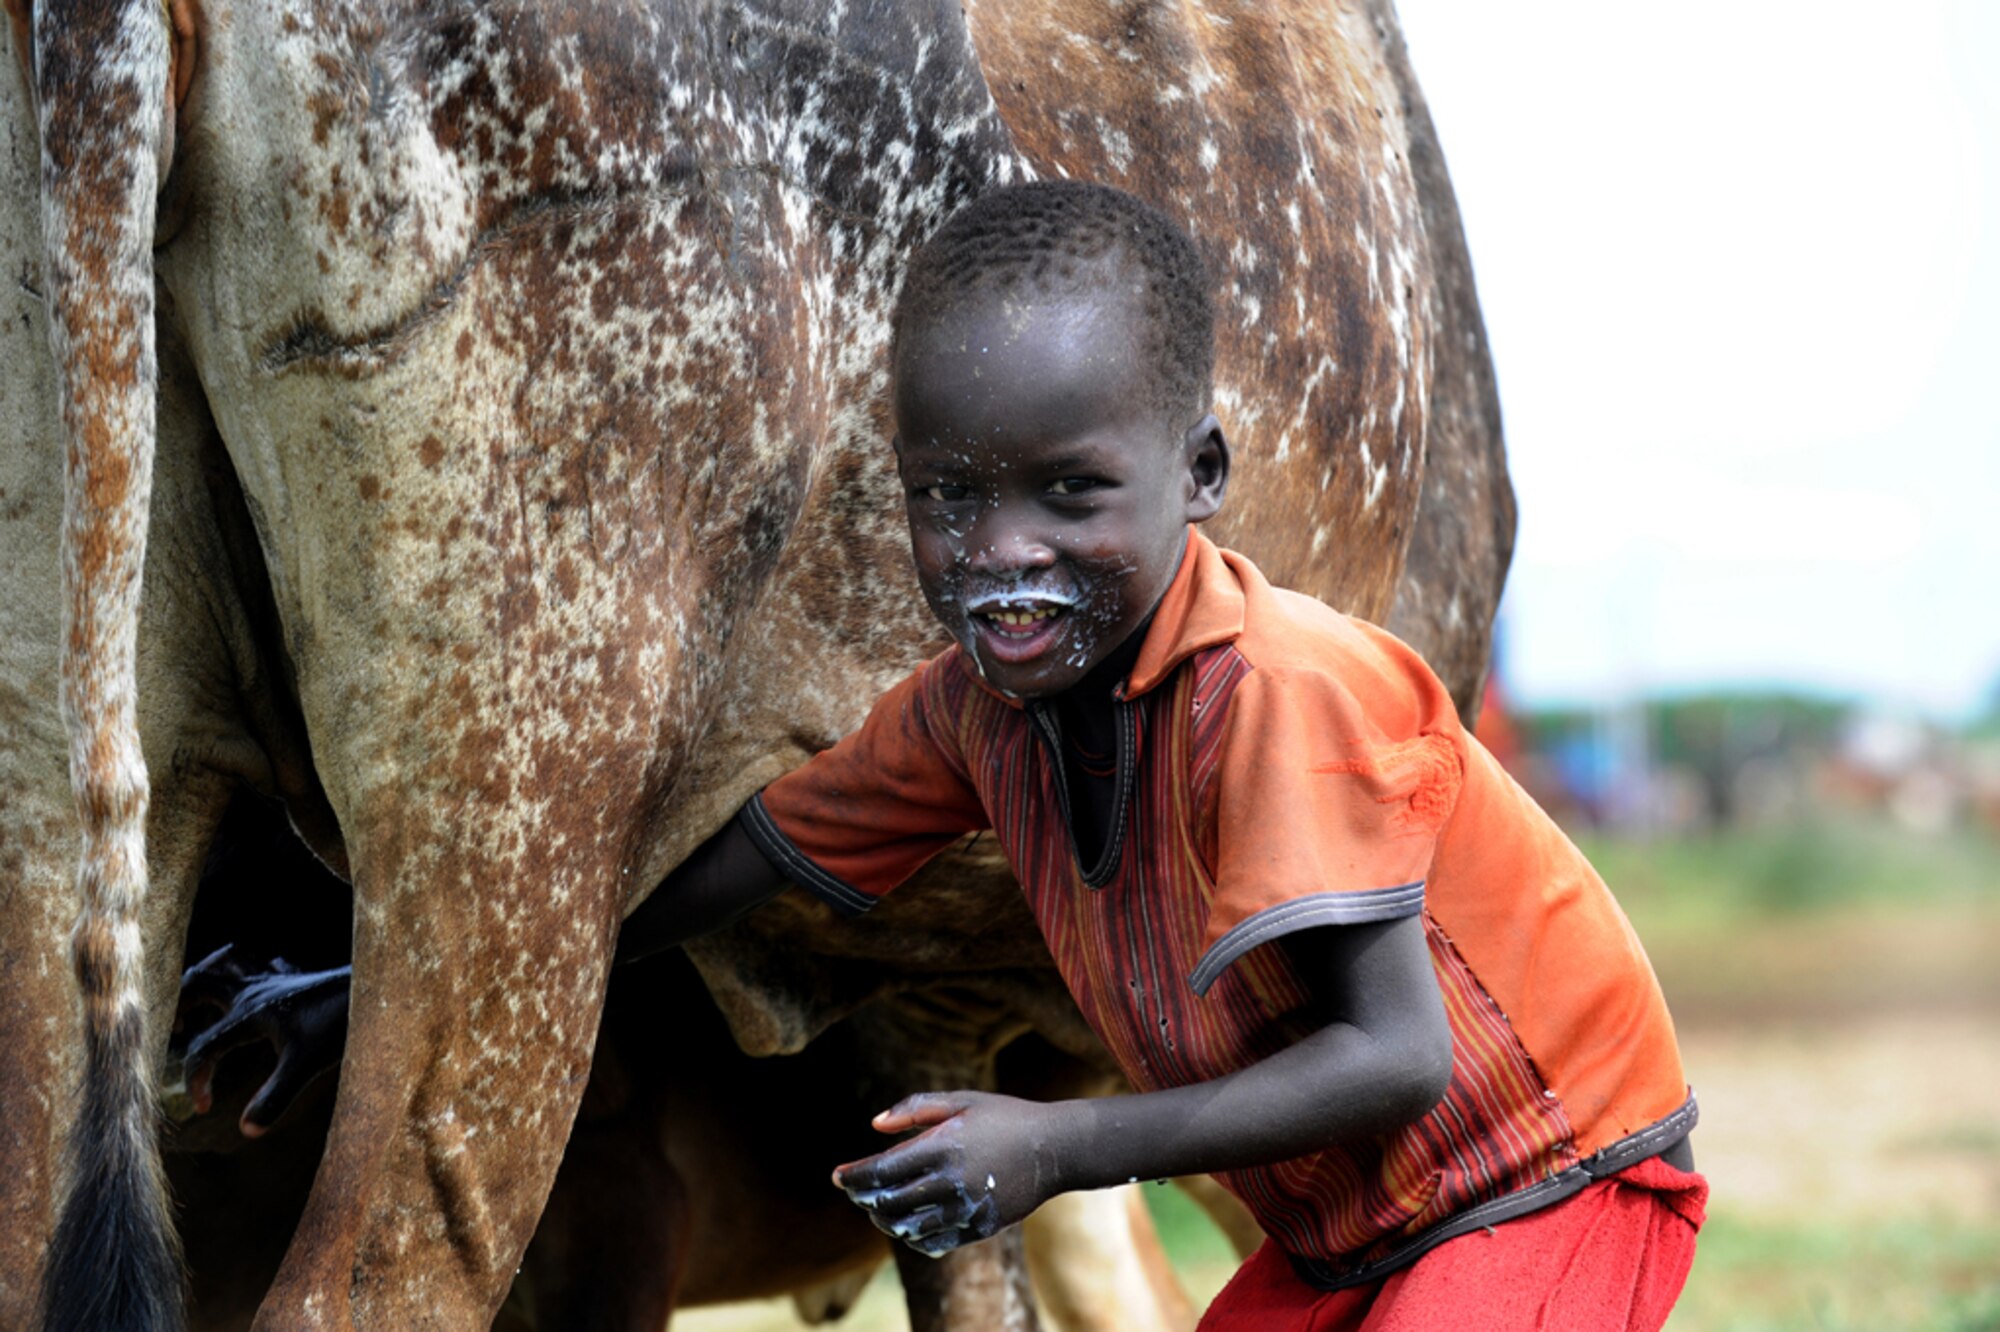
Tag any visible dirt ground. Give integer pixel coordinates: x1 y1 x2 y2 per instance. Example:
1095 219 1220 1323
1665 1010 2000 1330
1652 895 2000 1330
1679 1012 2000 1225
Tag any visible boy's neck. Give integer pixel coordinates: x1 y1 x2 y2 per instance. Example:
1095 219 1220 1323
1048 609 1152 740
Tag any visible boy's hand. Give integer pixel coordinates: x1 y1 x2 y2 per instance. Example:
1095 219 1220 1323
832 1091 1070 1257
173 945 351 1137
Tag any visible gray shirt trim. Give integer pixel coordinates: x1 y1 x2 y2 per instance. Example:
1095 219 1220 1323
736 794 876 918
1187 882 1427 996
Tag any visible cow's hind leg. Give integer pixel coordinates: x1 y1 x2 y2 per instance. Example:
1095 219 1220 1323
1024 1187 1196 1332
0 771 84 1324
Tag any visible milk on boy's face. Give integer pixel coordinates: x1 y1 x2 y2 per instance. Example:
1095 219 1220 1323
891 272 1227 700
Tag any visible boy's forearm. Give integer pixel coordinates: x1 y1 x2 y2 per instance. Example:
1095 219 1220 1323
1043 915 1452 1192
612 813 789 964
835 916 1455 1253
1040 1015 1450 1194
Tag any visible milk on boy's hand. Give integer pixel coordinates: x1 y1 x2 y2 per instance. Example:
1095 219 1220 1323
834 1091 1073 1257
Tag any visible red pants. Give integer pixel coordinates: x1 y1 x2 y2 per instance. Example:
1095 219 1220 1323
1199 1157 1708 1332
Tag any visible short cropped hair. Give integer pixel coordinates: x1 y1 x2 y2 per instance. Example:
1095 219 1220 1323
892 180 1214 427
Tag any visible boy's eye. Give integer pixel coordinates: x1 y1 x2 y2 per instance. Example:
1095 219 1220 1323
1048 477 1100 496
919 483 972 503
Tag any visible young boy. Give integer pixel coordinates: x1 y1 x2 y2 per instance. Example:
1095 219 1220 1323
186 181 1705 1328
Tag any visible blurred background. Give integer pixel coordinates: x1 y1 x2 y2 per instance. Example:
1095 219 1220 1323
686 2 2000 1328
1404 2 2000 1327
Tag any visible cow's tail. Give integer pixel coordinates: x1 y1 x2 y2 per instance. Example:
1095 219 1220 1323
31 1 184 1329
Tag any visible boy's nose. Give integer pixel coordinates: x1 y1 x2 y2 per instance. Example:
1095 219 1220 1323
965 516 1056 576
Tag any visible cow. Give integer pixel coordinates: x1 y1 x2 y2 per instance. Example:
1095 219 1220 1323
1 0 1513 1327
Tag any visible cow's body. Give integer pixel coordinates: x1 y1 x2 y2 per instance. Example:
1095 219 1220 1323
1 0 1510 1327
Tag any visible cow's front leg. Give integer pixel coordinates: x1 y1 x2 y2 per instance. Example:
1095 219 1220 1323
254 792 627 1330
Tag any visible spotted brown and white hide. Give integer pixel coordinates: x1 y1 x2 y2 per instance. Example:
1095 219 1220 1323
1366 0 1516 721
5 4 177 1320
11 0 1511 1327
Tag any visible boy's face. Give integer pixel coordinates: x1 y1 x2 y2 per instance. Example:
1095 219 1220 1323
892 273 1227 699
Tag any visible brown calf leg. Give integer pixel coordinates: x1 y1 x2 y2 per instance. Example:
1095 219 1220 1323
509 1081 687 1332
844 993 1044 1332
1024 1187 1196 1332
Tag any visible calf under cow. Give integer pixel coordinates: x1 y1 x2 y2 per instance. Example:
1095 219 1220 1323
0 0 1512 1327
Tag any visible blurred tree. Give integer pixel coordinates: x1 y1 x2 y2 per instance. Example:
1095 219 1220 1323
1651 693 1848 825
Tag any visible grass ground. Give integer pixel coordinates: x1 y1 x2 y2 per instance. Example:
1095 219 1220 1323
680 818 2000 1331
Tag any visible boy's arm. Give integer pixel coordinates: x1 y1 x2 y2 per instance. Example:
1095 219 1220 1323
179 815 786 1134
175 946 351 1135
612 818 789 964
833 914 1453 1256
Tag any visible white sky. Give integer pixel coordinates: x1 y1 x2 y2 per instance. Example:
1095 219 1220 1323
1394 0 2000 718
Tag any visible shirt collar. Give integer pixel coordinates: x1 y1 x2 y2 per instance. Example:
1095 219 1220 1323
1117 526 1246 699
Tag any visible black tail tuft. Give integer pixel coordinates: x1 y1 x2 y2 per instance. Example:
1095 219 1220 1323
38 1004 184 1332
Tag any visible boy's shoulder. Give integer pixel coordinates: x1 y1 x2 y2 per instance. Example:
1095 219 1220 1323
1216 546 1461 741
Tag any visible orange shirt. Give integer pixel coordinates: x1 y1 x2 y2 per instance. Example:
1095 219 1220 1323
744 530 1692 1285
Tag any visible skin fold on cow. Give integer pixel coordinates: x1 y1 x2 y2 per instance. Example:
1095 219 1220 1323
2 0 1510 1328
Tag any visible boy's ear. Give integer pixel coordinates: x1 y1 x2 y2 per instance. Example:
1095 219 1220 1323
1182 414 1229 523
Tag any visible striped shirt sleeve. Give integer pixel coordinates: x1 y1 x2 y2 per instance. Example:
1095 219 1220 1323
1192 659 1464 994
744 656 989 915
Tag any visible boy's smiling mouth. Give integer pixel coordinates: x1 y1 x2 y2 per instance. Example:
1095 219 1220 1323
963 591 1077 664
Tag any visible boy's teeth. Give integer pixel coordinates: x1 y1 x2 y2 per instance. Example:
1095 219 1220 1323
989 608 1057 627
